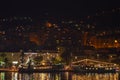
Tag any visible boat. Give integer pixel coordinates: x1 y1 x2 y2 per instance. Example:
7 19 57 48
72 65 117 73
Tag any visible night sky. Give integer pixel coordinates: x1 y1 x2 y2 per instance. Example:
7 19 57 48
0 0 119 29
0 0 119 17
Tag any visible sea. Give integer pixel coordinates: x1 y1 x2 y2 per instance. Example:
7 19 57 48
0 72 119 80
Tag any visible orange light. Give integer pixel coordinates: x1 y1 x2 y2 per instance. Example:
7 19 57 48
114 40 118 43
46 22 52 27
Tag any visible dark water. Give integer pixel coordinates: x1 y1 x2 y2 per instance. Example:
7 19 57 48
0 72 119 80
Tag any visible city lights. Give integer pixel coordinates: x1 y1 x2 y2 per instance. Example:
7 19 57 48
0 0 119 79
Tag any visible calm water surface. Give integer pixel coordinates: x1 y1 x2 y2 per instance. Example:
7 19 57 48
0 72 119 80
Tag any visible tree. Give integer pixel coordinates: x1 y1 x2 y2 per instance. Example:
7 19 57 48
0 53 6 61
4 57 9 68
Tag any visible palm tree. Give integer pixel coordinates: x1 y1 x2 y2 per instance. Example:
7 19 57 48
0 53 6 61
0 53 7 67
4 57 9 68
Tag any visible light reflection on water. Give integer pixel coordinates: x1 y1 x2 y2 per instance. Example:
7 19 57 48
72 73 119 80
0 72 119 80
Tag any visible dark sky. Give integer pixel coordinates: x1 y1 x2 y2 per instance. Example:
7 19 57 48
0 0 119 17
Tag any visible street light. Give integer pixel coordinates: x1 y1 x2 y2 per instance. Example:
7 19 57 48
114 40 118 48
